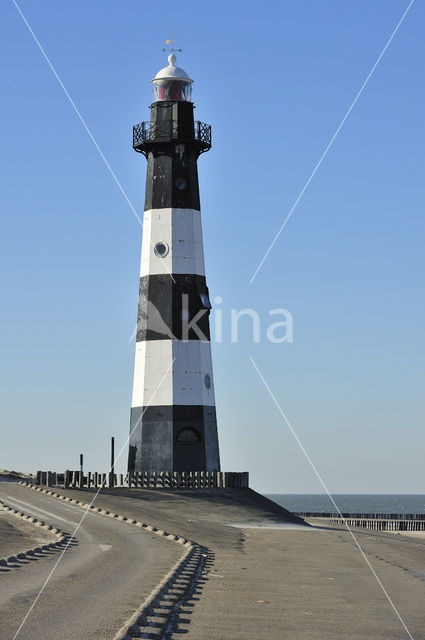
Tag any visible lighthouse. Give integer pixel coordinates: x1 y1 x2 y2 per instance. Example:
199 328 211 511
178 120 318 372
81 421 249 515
127 48 220 474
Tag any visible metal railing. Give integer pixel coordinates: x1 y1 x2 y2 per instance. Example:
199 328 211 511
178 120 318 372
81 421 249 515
133 119 211 149
193 121 211 145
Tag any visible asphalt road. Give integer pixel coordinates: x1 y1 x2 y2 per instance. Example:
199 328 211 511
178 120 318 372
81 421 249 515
54 486 425 640
0 483 181 640
3 484 425 640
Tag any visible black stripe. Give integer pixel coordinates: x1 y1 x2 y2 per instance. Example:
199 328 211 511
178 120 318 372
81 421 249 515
144 101 201 211
144 152 200 211
136 274 211 342
128 405 219 472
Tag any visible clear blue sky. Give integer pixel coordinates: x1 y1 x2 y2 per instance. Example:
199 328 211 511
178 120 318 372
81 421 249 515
1 0 424 493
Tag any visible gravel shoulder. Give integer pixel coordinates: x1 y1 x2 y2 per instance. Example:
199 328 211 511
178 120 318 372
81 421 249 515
0 510 55 557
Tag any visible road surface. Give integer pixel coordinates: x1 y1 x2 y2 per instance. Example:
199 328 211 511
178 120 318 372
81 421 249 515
3 483 425 640
0 482 181 640
50 486 425 640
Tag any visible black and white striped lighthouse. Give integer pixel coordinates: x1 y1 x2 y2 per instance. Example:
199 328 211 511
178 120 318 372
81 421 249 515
127 49 220 474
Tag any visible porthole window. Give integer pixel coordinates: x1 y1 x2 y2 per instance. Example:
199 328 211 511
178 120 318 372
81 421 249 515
204 374 211 389
175 177 187 190
154 241 169 257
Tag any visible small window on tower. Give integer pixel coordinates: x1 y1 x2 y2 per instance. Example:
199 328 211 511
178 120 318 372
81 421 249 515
175 177 187 190
176 427 201 442
154 242 169 257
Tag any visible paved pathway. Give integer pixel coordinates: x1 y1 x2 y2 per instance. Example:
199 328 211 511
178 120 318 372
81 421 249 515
60 487 425 640
0 483 181 640
2 484 425 640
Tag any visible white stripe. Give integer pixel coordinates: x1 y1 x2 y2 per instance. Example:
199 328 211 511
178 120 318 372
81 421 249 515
6 497 79 526
131 340 174 407
140 208 205 277
173 340 216 406
131 340 216 407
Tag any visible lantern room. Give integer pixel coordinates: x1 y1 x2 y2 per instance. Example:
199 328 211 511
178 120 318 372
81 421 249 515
152 54 193 102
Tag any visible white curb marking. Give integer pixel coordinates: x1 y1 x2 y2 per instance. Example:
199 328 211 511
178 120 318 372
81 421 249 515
6 497 79 526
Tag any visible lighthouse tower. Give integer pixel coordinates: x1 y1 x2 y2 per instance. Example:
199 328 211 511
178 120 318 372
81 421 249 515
128 50 220 473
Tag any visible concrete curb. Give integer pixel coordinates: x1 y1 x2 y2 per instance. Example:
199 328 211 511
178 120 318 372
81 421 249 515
112 543 196 639
0 498 69 567
17 481 207 638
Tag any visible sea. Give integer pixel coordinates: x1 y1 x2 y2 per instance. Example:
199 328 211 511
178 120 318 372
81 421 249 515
265 494 425 515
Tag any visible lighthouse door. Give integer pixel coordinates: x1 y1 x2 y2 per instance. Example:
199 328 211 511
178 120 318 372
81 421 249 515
174 427 206 471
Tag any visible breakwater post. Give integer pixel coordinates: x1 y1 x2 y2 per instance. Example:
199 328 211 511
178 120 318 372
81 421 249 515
297 512 425 532
35 470 249 490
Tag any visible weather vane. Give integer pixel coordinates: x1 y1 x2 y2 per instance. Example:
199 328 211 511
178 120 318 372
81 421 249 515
163 33 182 54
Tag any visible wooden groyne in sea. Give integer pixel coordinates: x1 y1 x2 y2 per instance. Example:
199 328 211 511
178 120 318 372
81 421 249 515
296 512 425 531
